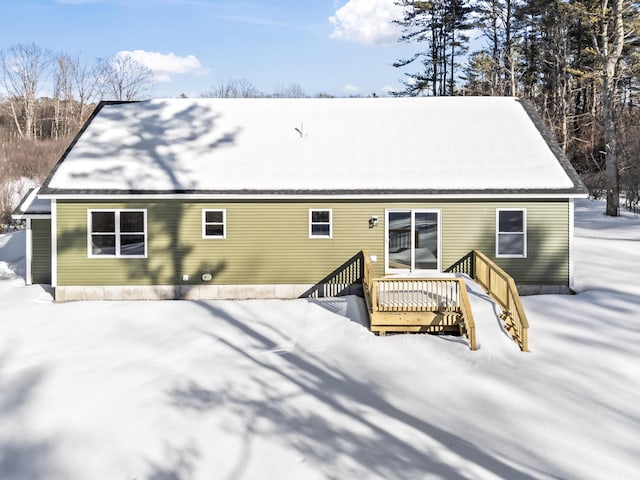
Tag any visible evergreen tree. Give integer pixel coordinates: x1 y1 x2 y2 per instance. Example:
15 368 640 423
393 0 473 95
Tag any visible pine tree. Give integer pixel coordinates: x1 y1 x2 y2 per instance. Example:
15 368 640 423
393 0 473 96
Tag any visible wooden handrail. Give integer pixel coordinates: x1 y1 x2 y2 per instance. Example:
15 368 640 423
362 249 377 311
361 249 527 352
472 250 529 351
457 278 477 350
361 250 477 350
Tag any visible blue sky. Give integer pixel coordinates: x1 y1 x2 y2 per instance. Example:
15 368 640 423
1 0 420 98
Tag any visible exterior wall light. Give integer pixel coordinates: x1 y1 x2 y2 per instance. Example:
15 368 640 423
369 216 379 228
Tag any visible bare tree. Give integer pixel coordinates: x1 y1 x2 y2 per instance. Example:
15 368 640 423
0 43 53 139
271 83 306 98
53 54 102 136
98 54 153 101
201 78 262 98
69 54 101 125
53 53 75 138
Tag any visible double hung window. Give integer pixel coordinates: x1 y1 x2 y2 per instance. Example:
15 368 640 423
309 209 332 238
89 210 146 257
202 209 226 238
496 209 526 257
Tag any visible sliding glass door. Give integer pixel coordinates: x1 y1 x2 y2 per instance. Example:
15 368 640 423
386 210 440 273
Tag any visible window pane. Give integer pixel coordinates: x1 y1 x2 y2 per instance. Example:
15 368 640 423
92 234 115 255
120 235 145 256
311 224 330 236
311 210 330 223
92 212 115 233
499 211 523 233
205 211 223 223
120 211 144 232
498 233 524 256
415 212 438 270
388 211 411 269
205 224 224 237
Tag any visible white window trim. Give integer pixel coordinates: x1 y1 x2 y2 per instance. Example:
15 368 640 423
51 199 57 287
309 208 332 239
26 218 33 285
202 208 226 239
496 208 527 258
384 209 441 274
569 199 575 290
87 209 147 258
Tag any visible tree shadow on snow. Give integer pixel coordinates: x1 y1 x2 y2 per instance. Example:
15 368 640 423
0 354 62 479
163 301 547 480
146 442 199 480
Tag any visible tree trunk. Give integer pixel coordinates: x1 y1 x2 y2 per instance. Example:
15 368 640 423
600 0 624 216
603 78 620 216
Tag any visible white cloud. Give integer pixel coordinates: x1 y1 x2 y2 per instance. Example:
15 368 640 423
116 50 209 83
329 0 404 45
343 83 360 93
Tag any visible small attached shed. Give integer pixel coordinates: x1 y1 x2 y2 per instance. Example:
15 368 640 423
21 97 586 301
12 187 52 285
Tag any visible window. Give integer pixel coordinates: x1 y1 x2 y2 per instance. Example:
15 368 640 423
203 209 226 238
497 209 526 257
89 210 146 257
309 209 332 238
386 209 440 272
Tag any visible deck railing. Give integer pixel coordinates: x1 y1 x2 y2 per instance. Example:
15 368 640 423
457 279 477 351
374 278 460 313
362 250 477 350
362 248 526 352
472 250 529 352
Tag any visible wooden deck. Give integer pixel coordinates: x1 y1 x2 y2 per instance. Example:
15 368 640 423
361 249 530 352
362 251 477 350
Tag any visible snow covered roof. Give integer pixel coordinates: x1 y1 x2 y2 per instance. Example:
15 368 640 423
40 97 587 197
12 187 51 219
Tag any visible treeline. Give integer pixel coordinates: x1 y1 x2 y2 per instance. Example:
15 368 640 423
0 44 154 142
0 44 157 227
394 0 639 213
0 102 77 227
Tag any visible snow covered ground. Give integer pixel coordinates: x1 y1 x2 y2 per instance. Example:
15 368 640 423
0 199 638 479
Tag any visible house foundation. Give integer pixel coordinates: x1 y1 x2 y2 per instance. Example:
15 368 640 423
54 283 364 302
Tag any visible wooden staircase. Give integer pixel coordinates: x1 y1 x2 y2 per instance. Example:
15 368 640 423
361 249 530 352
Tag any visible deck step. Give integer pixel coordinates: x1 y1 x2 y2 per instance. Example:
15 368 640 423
370 311 463 336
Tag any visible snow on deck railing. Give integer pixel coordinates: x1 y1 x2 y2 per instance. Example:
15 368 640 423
472 250 529 352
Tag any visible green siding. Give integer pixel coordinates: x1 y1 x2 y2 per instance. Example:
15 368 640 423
439 201 569 285
32 219 52 284
56 199 569 287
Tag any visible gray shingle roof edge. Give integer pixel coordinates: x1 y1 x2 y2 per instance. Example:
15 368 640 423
37 187 587 197
519 99 588 196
